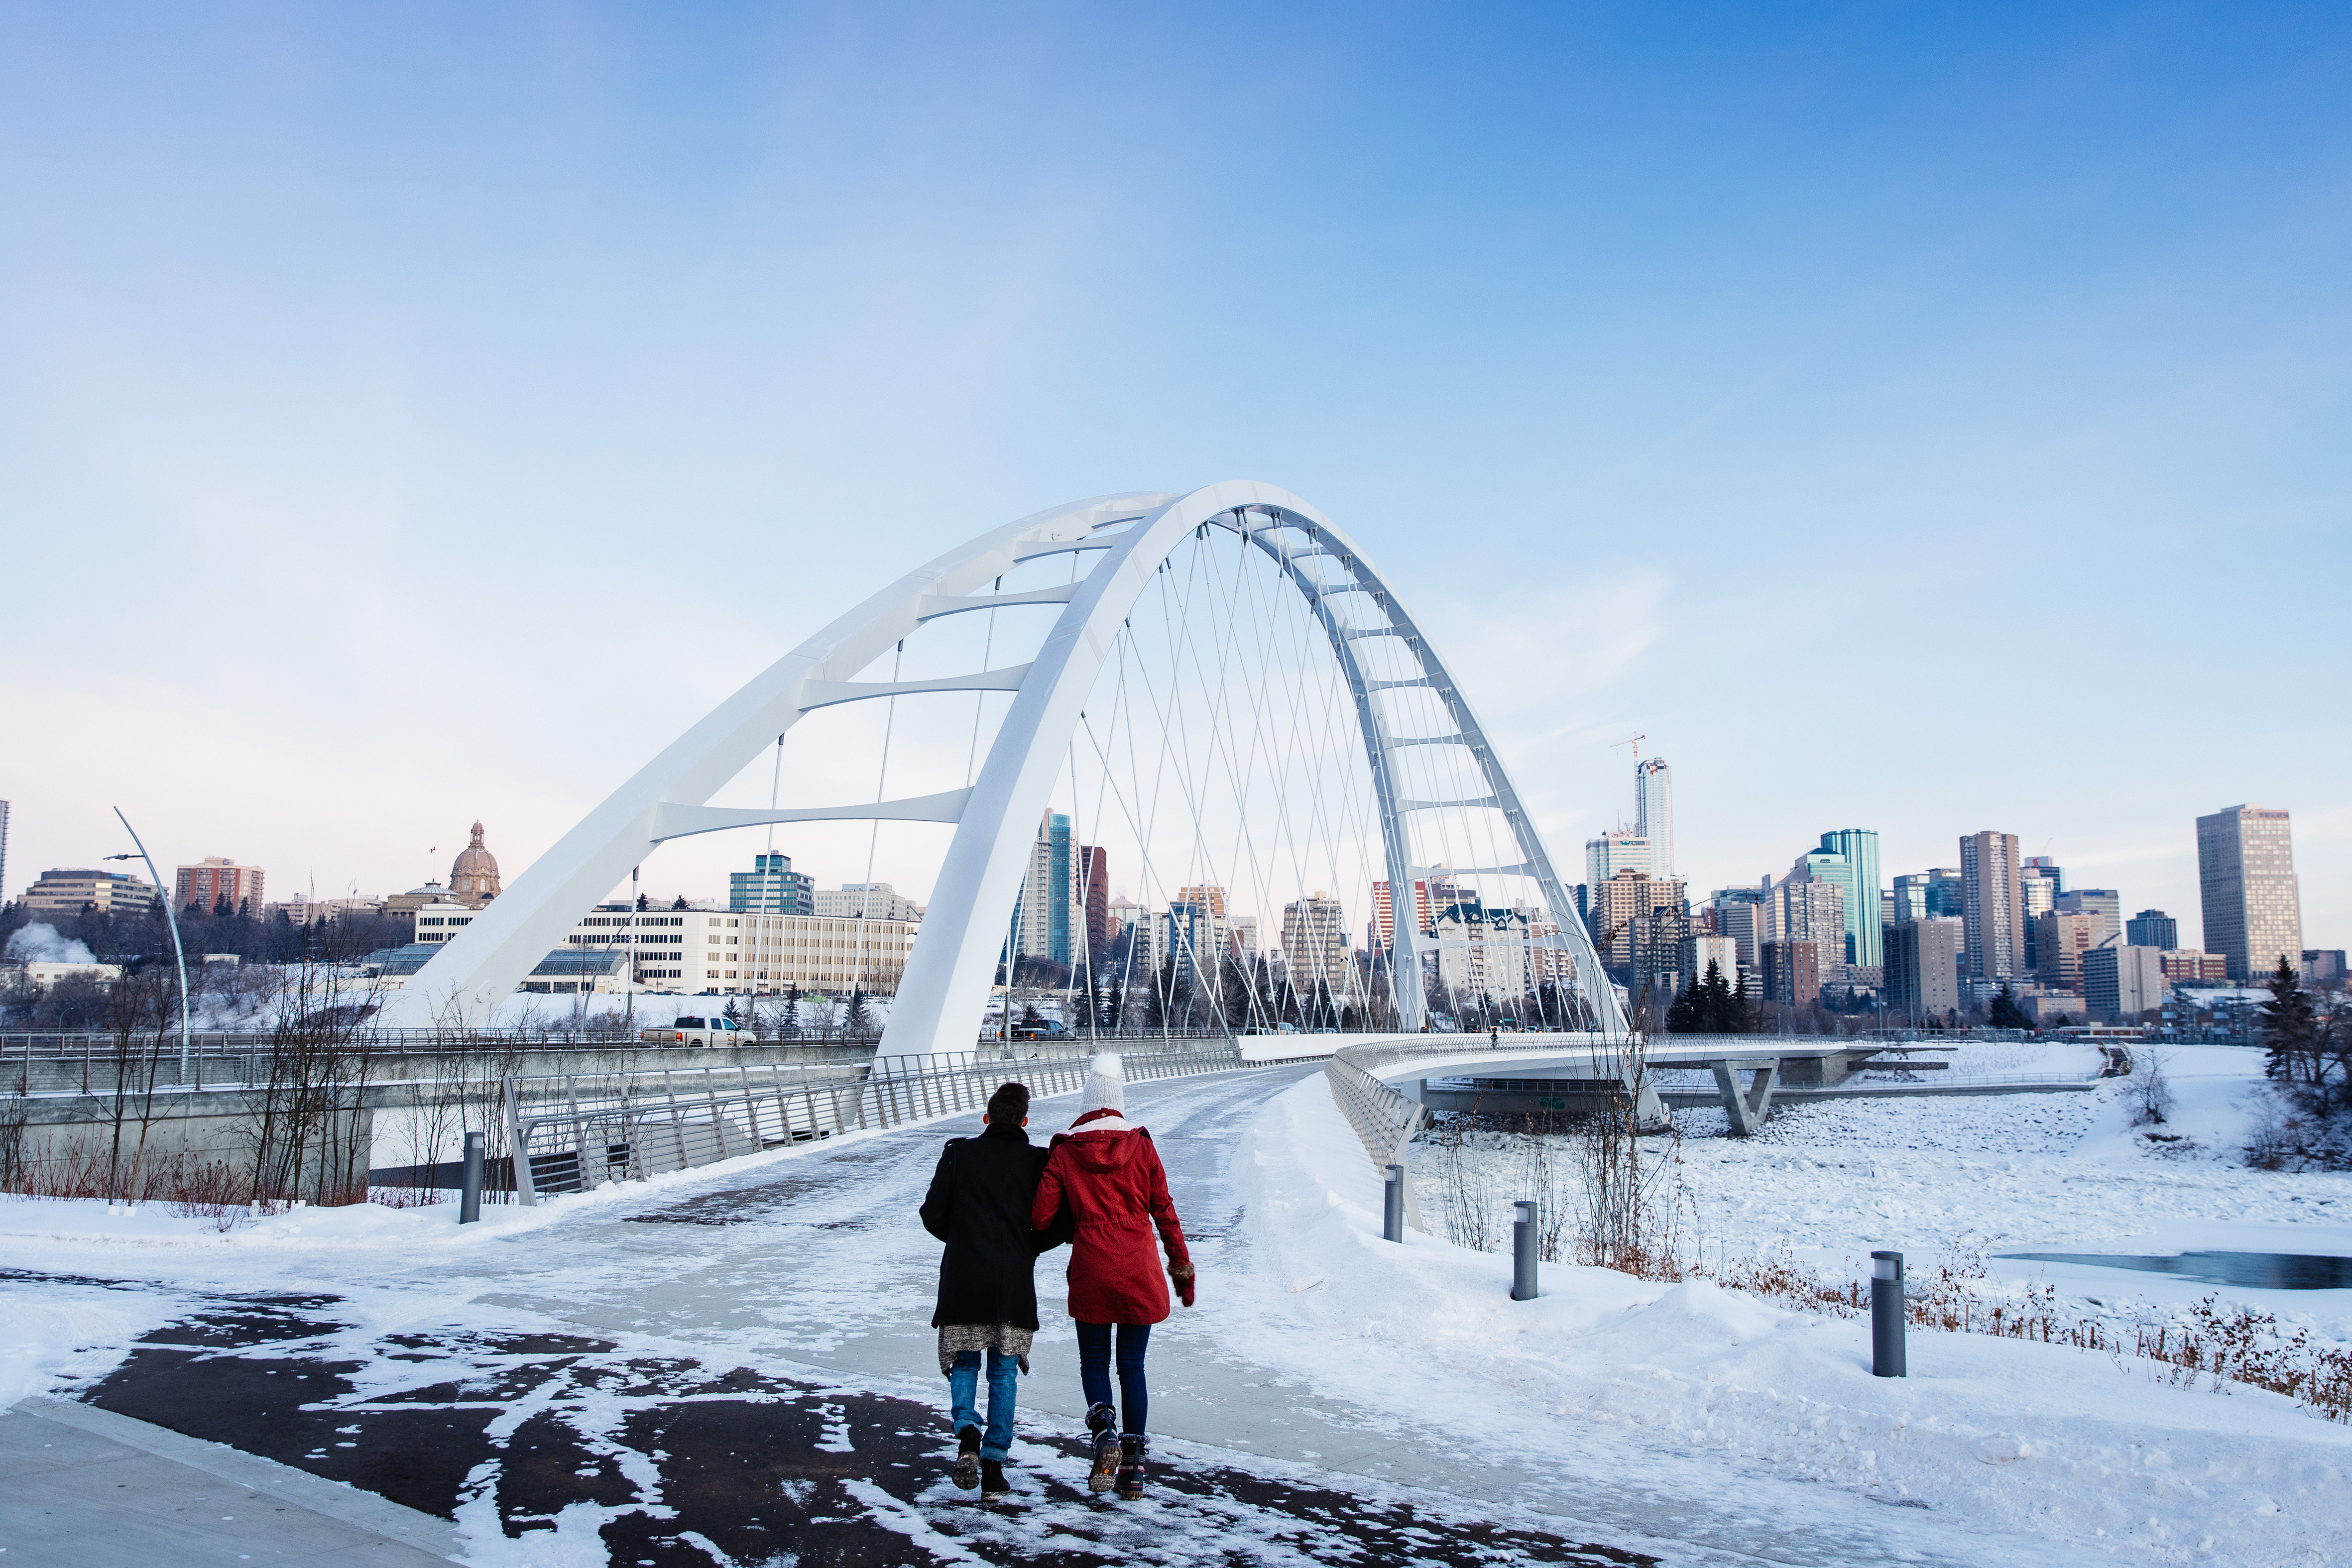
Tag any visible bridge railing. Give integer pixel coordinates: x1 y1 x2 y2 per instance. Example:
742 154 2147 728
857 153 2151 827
503 1041 1247 1198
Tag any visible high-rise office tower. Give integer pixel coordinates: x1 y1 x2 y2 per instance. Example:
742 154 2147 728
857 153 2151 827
1176 884 1231 966
1706 887 1767 970
1818 830 1882 968
2053 889 2121 949
2083 946 2166 1021
1885 918 1962 1020
1078 846 1111 961
0 800 9 906
1960 831 2026 981
1011 810 1078 965
1591 871 1682 972
2196 805 2303 981
1788 849 1854 964
2126 909 2178 950
1372 879 1435 946
1761 939 1822 1006
1766 873 1845 972
1280 893 1351 991
1585 830 1651 892
1891 869 1965 925
2020 857 2061 970
2036 910 2102 991
1636 759 1674 880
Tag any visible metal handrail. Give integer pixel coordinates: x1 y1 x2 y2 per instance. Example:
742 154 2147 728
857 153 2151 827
507 1042 1247 1198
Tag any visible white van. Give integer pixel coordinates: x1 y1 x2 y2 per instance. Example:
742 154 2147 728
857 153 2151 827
641 1014 742 1047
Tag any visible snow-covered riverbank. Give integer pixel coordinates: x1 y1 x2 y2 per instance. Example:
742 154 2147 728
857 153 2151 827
1235 1049 2352 1565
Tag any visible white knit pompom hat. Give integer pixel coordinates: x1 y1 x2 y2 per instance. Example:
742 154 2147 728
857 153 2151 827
1079 1051 1125 1116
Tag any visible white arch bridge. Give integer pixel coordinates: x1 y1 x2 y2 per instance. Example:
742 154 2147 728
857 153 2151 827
381 482 1628 1051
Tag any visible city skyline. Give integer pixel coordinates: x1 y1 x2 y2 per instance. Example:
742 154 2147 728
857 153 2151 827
2 6 2346 950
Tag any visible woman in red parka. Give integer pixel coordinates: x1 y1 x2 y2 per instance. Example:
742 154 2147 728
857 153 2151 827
1031 1052 1193 1500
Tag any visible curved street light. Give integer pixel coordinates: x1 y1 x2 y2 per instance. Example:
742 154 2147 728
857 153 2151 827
105 806 191 1079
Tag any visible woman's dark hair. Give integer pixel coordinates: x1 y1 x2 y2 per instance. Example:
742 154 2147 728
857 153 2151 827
986 1081 1031 1125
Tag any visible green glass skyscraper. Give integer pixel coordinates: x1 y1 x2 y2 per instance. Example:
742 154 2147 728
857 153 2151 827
1819 829 1882 968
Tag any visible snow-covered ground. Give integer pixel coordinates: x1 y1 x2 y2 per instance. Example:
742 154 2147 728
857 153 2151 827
1668 1043 2352 1340
3 1043 2350 1564
1242 1051 2352 1564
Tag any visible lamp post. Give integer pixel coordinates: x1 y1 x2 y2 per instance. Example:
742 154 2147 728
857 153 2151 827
625 864 638 1036
105 807 191 1081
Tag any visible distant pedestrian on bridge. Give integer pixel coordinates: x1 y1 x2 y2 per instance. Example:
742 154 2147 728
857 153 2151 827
1032 1052 1195 1500
920 1080 1069 1497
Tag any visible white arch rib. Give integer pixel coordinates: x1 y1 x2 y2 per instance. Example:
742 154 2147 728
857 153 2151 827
379 483 1626 1046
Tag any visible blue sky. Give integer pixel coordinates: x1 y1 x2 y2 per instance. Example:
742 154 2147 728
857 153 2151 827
3 2 2347 946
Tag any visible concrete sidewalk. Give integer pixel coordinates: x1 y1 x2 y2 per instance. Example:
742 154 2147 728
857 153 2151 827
0 1396 458 1566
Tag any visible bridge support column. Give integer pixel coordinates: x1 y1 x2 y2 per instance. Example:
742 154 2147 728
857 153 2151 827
1711 1057 1781 1136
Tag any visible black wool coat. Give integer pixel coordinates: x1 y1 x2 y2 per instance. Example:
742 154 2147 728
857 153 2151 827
920 1122 1072 1331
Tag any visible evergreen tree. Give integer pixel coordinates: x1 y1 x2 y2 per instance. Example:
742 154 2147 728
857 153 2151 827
1698 958 1735 1032
1724 966 1760 1033
1220 954 1252 1027
1989 983 2031 1030
1664 974 1701 1033
843 988 872 1037
2260 955 2318 1083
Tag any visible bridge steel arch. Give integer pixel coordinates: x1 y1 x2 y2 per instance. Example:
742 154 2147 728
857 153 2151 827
381 482 1628 1049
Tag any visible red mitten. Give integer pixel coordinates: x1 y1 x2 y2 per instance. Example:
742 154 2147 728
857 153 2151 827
1170 1262 1196 1309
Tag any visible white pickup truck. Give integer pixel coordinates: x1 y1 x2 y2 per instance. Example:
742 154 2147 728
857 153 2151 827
640 1014 742 1047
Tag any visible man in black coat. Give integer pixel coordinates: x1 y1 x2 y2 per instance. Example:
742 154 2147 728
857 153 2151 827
919 1080 1069 1494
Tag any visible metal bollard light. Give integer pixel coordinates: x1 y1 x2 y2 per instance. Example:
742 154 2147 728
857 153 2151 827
1512 1200 1539 1301
460 1130 484 1225
1871 1250 1906 1376
1383 1163 1405 1243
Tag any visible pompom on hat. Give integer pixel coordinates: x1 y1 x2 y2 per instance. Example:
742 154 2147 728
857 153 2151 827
1071 1052 1130 1131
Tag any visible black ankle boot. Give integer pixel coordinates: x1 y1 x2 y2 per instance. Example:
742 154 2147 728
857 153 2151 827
1116 1434 1146 1500
1085 1403 1119 1493
980 1457 1010 1497
953 1425 981 1490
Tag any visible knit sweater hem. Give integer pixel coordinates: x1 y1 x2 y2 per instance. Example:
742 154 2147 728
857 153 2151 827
938 1322 1034 1376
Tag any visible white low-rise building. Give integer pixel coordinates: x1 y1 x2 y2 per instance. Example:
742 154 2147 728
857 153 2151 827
814 883 923 922
10 960 124 990
562 904 915 995
410 900 478 944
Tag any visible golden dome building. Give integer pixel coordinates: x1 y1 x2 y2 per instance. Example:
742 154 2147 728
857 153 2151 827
450 821 502 907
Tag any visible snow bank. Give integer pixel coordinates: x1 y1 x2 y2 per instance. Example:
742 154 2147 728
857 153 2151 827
0 1276 188 1408
1232 1072 2352 1566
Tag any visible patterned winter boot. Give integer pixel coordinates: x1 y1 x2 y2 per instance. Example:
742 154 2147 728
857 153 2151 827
1116 1434 1147 1500
1085 1403 1120 1493
953 1425 981 1490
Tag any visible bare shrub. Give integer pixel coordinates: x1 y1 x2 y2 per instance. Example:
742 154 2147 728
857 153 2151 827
2244 1085 2352 1171
1701 1243 2352 1425
1569 1046 1686 1275
2131 1049 2175 1127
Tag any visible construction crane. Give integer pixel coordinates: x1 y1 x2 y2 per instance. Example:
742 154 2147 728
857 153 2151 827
1613 733 1646 764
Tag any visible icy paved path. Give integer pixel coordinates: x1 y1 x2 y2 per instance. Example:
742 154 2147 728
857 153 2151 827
295 1062 2065 1568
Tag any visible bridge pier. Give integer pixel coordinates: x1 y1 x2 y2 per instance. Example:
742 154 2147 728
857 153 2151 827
1710 1057 1781 1136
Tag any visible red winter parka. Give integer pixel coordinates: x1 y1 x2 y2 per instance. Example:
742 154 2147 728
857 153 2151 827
1030 1110 1192 1325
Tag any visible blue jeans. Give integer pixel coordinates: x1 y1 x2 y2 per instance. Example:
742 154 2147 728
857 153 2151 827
1076 1321 1150 1435
947 1348 1020 1460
